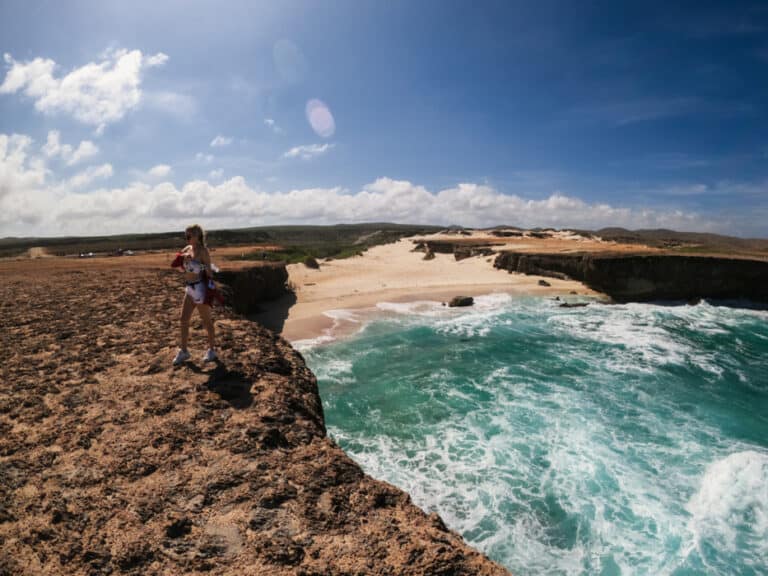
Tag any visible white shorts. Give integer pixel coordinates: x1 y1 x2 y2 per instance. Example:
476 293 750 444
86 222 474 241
185 281 207 305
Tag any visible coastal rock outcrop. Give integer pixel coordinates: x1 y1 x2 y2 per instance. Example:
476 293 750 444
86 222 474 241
303 257 320 269
0 262 508 575
215 263 289 314
421 241 498 261
449 296 475 307
494 251 768 303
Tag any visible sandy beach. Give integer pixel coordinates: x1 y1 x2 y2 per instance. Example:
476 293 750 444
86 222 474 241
258 236 602 343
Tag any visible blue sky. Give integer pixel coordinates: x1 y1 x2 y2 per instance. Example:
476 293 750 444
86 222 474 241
1 0 767 237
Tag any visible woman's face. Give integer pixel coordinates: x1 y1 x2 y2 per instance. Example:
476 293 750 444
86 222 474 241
185 230 198 246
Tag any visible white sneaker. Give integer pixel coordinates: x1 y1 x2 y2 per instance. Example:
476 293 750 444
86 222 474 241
203 348 217 363
173 348 191 365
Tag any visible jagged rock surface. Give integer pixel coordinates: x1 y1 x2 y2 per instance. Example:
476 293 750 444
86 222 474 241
0 266 508 575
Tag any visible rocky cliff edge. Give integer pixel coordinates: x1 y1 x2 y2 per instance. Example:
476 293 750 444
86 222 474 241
0 264 509 575
493 251 768 303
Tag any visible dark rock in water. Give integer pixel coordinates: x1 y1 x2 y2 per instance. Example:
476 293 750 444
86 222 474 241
449 296 474 307
423 249 435 261
304 256 320 269
687 297 702 306
559 302 589 308
538 279 551 287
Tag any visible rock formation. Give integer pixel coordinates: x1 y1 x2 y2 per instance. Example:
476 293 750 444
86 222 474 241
448 296 475 307
494 251 768 303
0 263 508 575
454 247 473 261
214 264 289 315
303 257 320 270
420 242 498 261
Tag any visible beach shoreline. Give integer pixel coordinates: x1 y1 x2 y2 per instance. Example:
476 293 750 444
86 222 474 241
280 284 602 344
253 237 602 343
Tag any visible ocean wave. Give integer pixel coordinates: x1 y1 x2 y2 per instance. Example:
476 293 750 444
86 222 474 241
687 450 768 570
305 296 768 575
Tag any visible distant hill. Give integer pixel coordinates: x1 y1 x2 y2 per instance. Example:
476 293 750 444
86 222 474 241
586 228 768 257
5 223 767 260
0 223 444 258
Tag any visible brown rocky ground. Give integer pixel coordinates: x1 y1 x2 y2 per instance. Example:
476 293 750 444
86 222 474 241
0 259 509 575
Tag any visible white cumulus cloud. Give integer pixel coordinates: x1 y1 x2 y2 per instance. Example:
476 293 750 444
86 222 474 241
41 131 99 166
264 118 283 134
148 164 172 178
283 143 335 160
0 133 731 237
68 163 113 188
210 135 232 148
1 49 169 133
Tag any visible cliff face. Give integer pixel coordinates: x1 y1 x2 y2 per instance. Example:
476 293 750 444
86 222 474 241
0 264 508 575
494 251 768 302
215 264 289 314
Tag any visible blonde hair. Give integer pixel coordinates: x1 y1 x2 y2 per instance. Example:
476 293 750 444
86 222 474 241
185 224 207 248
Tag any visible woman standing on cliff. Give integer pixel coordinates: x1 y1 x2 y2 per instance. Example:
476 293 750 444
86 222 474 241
172 224 217 365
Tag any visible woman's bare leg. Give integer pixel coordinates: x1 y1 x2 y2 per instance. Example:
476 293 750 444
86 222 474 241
197 304 215 350
180 294 195 350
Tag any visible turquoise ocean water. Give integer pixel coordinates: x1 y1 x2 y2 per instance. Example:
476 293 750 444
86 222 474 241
298 295 768 575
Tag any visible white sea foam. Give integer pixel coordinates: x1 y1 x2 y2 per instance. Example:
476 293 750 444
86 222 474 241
332 367 688 573
292 308 368 351
292 333 337 351
310 357 354 381
548 302 734 377
376 299 447 317
687 450 768 561
307 296 767 575
323 308 363 323
472 292 515 309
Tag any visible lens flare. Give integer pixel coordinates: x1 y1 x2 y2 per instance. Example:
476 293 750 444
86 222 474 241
305 99 335 138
